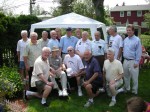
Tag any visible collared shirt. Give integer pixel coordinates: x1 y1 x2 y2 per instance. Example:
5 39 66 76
108 34 123 59
49 55 62 70
60 35 78 53
24 41 42 67
16 38 30 61
31 56 50 87
91 39 107 56
38 38 49 48
75 39 92 55
123 35 142 64
84 57 102 83
47 38 59 50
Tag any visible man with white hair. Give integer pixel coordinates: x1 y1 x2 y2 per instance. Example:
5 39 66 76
47 30 60 50
24 32 42 91
75 31 91 60
25 47 54 107
103 48 123 107
17 30 30 80
63 46 84 96
38 31 49 48
108 26 123 60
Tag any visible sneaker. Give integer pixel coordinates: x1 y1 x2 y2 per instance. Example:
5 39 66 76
78 90 83 96
109 100 116 107
58 90 63 96
132 91 138 95
23 90 29 101
99 88 105 93
84 101 93 108
62 89 68 96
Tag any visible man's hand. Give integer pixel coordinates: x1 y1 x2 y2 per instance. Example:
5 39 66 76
109 80 115 85
83 81 90 87
134 64 138 68
51 68 56 74
47 82 54 87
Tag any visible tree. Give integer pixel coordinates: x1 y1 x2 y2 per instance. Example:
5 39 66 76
92 0 105 23
144 11 150 33
32 4 45 15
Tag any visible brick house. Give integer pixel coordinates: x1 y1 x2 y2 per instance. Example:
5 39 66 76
110 4 150 33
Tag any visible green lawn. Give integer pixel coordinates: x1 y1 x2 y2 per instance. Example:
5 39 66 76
26 69 150 112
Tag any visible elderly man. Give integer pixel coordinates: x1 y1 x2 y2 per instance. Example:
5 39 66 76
119 25 142 95
63 46 84 96
75 31 91 60
38 31 49 48
83 50 103 108
47 30 60 50
75 28 82 39
60 27 78 60
91 31 107 72
49 46 68 96
108 26 123 60
17 30 30 80
55 28 62 41
24 32 42 91
103 48 123 107
25 47 54 107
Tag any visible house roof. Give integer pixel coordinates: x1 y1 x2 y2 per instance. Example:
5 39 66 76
111 4 150 12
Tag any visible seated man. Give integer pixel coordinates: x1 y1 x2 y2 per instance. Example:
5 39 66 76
103 48 123 107
63 46 85 96
49 46 68 96
83 50 103 108
24 47 54 107
142 45 150 65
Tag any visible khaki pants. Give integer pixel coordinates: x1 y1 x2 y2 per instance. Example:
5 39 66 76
123 60 139 94
50 71 67 90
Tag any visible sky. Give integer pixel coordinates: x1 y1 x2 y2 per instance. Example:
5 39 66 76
0 0 148 15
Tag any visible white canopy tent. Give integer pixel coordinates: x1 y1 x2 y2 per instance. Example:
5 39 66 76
30 12 107 40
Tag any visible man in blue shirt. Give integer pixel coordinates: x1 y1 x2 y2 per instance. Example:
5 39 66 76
83 50 103 108
60 27 78 60
118 24 142 95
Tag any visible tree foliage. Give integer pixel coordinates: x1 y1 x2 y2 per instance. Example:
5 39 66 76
144 11 150 31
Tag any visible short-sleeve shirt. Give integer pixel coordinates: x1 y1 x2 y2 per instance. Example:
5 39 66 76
91 39 107 56
16 38 30 61
84 57 102 83
38 38 49 48
60 36 78 53
24 42 42 67
63 54 84 74
103 59 123 82
49 55 62 70
108 34 123 59
75 39 92 55
31 56 50 87
47 38 59 50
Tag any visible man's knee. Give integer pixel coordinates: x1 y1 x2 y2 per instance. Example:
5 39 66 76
85 84 92 90
109 84 115 90
44 85 52 91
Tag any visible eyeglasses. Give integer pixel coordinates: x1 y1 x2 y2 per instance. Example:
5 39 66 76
68 50 72 52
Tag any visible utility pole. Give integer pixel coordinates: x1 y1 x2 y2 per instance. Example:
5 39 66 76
30 0 36 15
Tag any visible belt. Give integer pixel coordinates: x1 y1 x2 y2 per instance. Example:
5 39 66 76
62 52 68 54
124 58 134 61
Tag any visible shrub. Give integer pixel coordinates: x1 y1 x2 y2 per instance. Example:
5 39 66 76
0 66 23 98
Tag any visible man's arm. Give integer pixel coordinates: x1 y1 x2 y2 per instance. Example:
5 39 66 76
87 72 98 84
17 51 20 62
38 74 53 86
117 47 123 60
76 68 85 77
24 56 30 71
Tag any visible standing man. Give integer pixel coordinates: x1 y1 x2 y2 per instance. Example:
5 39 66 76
120 25 142 95
108 26 123 60
75 28 82 39
63 46 84 96
38 31 49 48
75 31 91 60
24 32 42 91
91 31 107 71
47 30 60 50
83 50 103 108
103 48 123 107
55 28 62 42
60 27 78 60
17 30 30 80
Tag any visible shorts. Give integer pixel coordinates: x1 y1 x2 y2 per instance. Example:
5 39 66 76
91 81 103 94
35 80 46 94
19 61 25 69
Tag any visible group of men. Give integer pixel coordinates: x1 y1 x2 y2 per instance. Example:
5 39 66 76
16 24 142 107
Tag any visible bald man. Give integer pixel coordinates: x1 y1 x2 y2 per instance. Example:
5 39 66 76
83 50 103 108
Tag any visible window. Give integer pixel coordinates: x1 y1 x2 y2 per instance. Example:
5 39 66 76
133 22 138 25
120 11 124 17
127 11 131 16
137 11 142 17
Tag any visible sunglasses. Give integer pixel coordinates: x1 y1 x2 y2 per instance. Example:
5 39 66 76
68 50 72 52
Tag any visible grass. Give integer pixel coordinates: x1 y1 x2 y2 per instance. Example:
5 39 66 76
26 69 150 112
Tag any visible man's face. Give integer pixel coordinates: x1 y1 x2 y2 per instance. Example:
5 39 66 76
42 50 50 59
107 51 114 61
52 51 59 56
94 33 100 40
51 32 57 39
82 33 88 41
76 29 81 37
84 52 91 61
67 48 74 56
42 32 48 40
31 35 37 43
22 33 27 39
126 27 134 37
109 28 114 35
66 31 72 37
